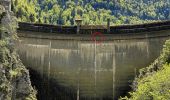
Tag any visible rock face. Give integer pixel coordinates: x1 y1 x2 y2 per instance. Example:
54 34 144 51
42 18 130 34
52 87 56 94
0 0 11 11
0 5 37 100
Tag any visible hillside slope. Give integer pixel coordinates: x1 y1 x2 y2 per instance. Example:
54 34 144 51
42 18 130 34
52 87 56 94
121 39 170 100
0 5 37 100
12 0 170 25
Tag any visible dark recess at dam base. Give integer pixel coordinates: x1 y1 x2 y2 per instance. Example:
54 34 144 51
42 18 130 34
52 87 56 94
17 21 170 100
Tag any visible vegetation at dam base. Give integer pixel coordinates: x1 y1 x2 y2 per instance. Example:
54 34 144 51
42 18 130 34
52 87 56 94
121 39 170 100
0 5 37 100
12 0 170 25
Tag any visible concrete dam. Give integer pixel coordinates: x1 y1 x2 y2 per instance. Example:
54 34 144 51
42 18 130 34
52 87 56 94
16 21 170 100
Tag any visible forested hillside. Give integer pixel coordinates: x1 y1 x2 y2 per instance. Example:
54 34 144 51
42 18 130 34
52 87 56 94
121 39 170 100
12 0 170 25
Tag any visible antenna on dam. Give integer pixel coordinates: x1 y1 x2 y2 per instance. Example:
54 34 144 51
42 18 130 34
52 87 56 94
75 17 83 35
0 0 11 11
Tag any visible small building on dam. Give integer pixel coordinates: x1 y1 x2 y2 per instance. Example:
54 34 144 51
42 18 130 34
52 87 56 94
16 21 170 100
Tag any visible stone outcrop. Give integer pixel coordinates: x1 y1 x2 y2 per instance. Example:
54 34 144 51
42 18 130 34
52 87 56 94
0 5 37 100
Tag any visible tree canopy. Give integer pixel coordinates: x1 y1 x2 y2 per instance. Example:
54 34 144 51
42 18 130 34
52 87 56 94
12 0 170 25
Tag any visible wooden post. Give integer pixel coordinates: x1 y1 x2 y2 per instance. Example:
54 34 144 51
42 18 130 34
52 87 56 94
107 18 110 33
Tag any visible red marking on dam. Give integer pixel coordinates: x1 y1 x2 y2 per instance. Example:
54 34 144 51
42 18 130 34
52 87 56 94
91 32 106 44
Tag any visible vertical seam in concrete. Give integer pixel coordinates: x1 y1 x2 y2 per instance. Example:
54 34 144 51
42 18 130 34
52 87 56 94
112 45 116 99
94 41 97 99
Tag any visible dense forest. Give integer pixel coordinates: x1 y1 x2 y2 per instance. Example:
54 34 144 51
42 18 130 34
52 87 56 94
12 0 170 25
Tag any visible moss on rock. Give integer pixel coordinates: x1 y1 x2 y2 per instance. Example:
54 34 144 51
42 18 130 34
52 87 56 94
0 5 37 100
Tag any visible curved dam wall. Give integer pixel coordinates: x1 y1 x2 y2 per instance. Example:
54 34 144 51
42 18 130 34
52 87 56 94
16 29 170 100
18 30 170 100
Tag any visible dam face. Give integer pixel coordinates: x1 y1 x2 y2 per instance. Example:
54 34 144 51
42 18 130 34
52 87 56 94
17 30 170 100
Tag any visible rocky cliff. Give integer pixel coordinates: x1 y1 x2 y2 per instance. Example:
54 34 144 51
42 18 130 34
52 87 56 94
0 5 37 100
